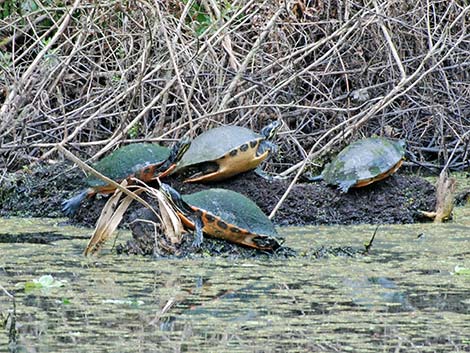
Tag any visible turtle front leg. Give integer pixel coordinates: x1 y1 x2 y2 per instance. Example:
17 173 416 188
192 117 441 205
62 189 93 216
338 179 357 193
257 140 277 157
254 141 287 180
191 215 204 248
254 143 289 180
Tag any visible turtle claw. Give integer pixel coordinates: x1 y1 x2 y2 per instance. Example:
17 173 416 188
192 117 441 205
191 231 204 248
62 190 88 216
191 216 204 248
191 236 203 249
305 173 323 182
254 167 288 181
338 180 356 193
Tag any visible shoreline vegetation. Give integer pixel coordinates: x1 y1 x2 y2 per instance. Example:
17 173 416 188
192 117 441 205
0 1 469 253
1 1 468 174
1 4 470 350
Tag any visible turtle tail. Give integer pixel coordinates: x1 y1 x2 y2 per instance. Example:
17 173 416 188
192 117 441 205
305 174 323 182
62 189 90 216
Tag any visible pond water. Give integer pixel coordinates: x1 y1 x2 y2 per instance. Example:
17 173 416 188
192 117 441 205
1 208 469 352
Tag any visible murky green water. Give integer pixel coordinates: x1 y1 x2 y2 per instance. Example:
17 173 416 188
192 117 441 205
1 208 470 352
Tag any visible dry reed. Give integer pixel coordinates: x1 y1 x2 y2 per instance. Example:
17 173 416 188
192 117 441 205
1 0 469 176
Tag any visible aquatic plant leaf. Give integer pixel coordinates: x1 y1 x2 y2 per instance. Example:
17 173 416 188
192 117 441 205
453 266 470 276
24 275 67 293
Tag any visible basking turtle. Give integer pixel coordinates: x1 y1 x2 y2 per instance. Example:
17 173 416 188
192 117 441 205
160 183 282 251
62 139 190 216
173 121 281 182
309 137 405 192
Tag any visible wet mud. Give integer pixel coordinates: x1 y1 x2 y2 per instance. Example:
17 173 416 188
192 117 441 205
0 161 440 256
1 161 436 227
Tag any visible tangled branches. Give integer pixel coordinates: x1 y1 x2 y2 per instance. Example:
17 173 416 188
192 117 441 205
0 0 469 173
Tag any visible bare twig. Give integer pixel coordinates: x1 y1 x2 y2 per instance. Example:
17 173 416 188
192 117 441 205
0 0 468 180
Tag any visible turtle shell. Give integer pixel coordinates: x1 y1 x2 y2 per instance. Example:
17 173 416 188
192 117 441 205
182 188 278 238
87 143 170 187
174 126 264 171
322 137 405 191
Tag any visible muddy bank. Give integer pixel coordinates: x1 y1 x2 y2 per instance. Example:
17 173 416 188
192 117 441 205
0 161 439 257
0 162 84 218
1 161 436 226
117 206 368 258
171 171 436 226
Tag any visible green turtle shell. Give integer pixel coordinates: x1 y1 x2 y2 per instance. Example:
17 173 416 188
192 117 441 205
322 137 405 189
182 188 278 238
174 126 264 171
87 143 170 187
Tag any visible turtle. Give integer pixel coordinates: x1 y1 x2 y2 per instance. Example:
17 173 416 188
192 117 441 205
173 121 281 182
159 183 283 251
309 137 406 192
62 138 190 216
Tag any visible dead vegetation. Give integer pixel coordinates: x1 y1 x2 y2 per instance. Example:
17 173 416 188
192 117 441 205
1 0 469 176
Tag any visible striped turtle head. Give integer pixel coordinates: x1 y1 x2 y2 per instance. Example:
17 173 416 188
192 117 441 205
170 137 191 164
260 121 281 140
159 183 187 214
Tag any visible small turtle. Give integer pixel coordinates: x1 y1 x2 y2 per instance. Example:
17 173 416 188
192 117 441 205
309 137 405 192
173 121 281 182
159 183 282 251
62 139 190 216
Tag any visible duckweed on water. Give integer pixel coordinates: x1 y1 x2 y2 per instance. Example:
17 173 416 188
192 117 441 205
1 209 470 352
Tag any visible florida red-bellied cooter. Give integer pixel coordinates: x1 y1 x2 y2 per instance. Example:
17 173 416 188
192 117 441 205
173 121 281 182
159 183 282 251
62 139 190 216
309 137 405 192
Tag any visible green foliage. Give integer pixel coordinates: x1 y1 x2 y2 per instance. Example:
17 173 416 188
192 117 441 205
127 122 142 139
182 0 235 36
1 0 17 19
0 50 12 69
180 0 211 36
1 0 62 58
453 266 470 276
1 0 38 19
24 274 67 293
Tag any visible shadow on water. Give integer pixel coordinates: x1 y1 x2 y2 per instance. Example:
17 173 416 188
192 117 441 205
0 232 89 244
1 209 470 352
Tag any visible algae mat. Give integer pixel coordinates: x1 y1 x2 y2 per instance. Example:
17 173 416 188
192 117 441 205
1 214 469 352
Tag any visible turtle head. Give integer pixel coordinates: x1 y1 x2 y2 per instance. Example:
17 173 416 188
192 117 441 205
261 121 282 140
158 137 191 177
395 139 407 157
170 137 191 164
398 139 406 150
159 183 187 213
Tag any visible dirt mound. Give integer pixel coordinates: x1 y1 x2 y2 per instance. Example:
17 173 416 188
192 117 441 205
0 162 85 218
0 162 437 257
1 162 435 227
171 171 436 226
